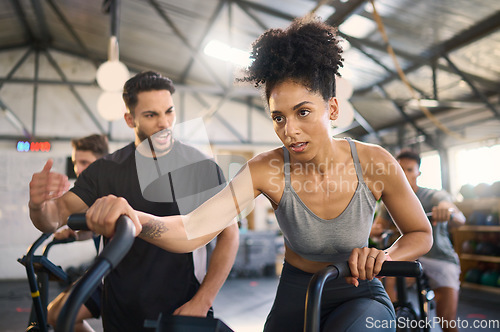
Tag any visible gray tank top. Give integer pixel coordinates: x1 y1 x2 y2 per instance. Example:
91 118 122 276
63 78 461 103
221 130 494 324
275 138 377 262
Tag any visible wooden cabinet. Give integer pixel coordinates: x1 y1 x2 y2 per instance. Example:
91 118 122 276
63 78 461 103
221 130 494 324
452 198 500 294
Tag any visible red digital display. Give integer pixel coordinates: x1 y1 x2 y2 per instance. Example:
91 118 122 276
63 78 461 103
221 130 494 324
17 141 51 152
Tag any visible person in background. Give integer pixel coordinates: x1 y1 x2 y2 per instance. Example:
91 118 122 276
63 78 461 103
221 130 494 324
83 18 433 332
371 149 465 332
53 134 110 243
71 135 109 178
46 134 109 332
29 71 239 331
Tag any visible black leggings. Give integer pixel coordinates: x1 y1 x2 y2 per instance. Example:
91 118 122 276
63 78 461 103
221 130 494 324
264 261 396 332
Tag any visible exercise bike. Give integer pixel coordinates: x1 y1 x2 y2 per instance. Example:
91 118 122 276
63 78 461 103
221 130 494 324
366 215 439 332
392 270 434 332
378 231 435 332
57 214 234 332
304 260 424 332
17 232 75 331
59 215 433 332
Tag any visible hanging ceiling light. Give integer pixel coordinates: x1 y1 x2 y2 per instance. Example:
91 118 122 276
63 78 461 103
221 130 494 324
96 0 129 121
332 100 355 128
332 76 355 128
97 91 126 122
96 36 129 92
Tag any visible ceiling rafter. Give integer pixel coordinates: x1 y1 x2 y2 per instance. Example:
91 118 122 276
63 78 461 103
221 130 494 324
0 47 34 138
232 0 295 21
344 34 498 89
234 1 268 30
46 0 100 68
0 48 33 90
340 33 430 99
30 0 52 46
362 94 498 142
148 0 228 90
357 10 500 95
443 55 500 120
324 0 367 25
179 0 226 83
376 85 438 150
10 0 35 43
31 49 40 135
0 97 32 138
43 49 106 134
0 78 95 86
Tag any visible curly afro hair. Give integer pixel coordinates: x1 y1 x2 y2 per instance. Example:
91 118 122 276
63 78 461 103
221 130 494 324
240 17 344 102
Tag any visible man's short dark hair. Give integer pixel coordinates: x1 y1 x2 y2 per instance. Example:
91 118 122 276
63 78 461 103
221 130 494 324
396 149 421 167
71 134 109 158
122 71 175 115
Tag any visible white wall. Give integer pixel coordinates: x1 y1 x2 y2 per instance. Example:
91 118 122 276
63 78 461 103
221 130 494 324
0 141 98 279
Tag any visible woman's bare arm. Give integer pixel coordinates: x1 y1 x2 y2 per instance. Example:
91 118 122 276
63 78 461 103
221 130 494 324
373 148 433 260
86 162 259 253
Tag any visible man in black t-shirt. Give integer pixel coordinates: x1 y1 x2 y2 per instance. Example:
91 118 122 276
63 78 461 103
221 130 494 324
28 71 239 331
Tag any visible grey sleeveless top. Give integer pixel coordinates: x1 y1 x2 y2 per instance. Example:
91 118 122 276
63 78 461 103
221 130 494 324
274 138 377 262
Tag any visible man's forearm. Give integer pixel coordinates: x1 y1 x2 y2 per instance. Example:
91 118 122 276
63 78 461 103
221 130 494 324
29 200 63 233
437 201 466 227
450 210 466 227
190 223 239 308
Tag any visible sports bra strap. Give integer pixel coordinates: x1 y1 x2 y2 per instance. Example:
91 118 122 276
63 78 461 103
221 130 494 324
281 146 291 187
282 139 365 187
345 137 366 185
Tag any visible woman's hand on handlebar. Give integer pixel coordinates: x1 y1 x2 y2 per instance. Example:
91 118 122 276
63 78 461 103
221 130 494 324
86 195 142 237
346 247 391 287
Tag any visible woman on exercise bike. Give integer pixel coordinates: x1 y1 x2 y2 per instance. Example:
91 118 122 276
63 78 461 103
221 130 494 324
84 17 433 331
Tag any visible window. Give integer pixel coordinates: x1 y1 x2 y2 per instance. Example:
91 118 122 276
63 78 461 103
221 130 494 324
419 151 442 190
455 144 500 185
449 143 500 198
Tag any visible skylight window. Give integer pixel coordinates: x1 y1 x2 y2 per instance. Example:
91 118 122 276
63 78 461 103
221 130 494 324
339 14 376 39
314 4 335 21
204 40 252 67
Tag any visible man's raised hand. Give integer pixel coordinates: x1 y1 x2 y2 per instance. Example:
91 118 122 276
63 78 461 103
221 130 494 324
29 159 70 210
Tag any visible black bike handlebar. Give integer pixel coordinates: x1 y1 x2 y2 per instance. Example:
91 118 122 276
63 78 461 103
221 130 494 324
67 213 89 231
304 260 422 332
56 214 136 332
68 213 136 270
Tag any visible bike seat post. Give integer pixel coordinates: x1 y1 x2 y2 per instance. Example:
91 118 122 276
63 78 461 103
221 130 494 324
395 276 408 305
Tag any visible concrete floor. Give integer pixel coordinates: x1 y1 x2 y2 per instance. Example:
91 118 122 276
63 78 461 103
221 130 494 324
1 277 499 331
0 277 279 332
